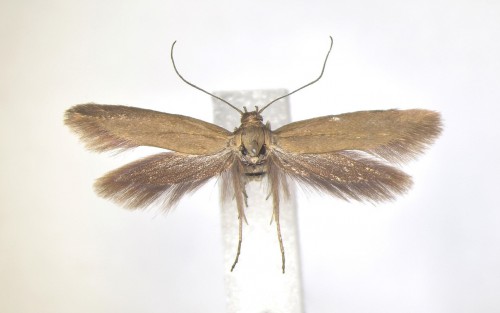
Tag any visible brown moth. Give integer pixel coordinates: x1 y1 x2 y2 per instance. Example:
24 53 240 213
64 37 442 273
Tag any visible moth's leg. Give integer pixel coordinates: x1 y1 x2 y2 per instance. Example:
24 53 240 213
241 190 248 226
276 217 285 274
232 170 248 224
268 161 286 272
231 208 243 272
266 190 275 225
242 183 249 208
272 187 286 273
231 187 248 207
265 191 272 201
231 167 246 271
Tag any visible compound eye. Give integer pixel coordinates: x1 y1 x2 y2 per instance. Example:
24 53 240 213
240 146 248 155
259 145 266 155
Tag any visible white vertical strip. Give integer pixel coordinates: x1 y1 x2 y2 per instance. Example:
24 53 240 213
213 90 303 313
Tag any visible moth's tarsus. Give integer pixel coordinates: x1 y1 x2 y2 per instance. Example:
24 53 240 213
231 213 244 272
65 36 442 273
276 218 285 274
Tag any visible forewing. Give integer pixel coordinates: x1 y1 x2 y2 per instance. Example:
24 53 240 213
270 148 412 202
64 103 232 154
94 150 234 210
274 109 442 163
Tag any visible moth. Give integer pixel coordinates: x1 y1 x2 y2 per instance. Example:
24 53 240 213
64 37 442 273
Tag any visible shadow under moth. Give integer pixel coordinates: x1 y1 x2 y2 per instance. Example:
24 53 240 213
64 37 442 273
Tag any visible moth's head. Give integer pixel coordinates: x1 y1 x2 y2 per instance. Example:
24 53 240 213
240 109 263 126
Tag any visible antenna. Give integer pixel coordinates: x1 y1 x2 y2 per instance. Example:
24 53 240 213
258 36 333 113
171 37 333 115
170 41 244 114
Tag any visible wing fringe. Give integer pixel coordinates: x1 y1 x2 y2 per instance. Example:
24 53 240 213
94 151 234 210
270 149 412 203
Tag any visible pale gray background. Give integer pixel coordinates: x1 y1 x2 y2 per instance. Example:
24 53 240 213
1 0 499 312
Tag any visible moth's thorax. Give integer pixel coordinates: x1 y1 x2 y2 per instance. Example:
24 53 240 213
233 111 272 175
